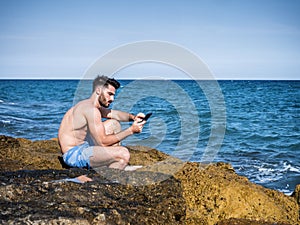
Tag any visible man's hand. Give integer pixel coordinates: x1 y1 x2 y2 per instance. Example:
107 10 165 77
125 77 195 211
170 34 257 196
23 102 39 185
135 112 145 123
130 113 146 133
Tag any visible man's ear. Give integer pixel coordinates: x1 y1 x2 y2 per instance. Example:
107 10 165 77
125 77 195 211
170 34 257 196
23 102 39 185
96 87 101 95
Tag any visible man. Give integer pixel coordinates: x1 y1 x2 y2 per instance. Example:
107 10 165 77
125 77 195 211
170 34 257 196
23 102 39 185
58 75 146 170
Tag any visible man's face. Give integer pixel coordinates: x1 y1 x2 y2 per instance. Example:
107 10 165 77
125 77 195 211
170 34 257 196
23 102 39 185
98 84 116 108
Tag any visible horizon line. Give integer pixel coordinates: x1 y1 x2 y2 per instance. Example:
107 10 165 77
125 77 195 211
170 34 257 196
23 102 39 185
0 78 299 81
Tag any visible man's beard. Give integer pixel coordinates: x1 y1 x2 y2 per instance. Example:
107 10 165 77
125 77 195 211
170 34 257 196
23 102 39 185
98 95 110 108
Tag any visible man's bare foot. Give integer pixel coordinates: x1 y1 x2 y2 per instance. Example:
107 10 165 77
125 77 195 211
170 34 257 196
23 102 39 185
76 175 93 183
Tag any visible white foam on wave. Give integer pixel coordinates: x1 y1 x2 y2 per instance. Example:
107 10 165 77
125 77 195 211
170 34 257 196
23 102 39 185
246 160 300 185
2 115 32 122
277 186 293 196
282 161 300 173
253 165 283 183
0 99 16 105
1 119 11 124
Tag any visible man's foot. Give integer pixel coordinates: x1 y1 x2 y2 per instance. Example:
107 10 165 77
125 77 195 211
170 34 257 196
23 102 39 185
75 175 93 183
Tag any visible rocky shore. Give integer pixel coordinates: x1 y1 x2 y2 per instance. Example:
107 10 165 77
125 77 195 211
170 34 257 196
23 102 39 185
0 135 299 225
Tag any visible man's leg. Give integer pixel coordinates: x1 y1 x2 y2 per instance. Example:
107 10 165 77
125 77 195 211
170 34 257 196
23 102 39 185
103 119 122 146
103 119 121 134
90 119 129 169
89 145 130 170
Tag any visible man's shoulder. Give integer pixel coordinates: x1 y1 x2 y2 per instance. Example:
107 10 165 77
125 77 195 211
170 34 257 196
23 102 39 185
75 99 99 115
75 99 93 109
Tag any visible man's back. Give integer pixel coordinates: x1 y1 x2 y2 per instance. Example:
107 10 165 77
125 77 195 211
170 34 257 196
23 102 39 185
58 99 92 153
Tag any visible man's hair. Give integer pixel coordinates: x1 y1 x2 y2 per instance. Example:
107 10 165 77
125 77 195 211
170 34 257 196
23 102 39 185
92 75 120 92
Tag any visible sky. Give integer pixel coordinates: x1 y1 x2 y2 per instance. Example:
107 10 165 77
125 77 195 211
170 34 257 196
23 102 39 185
0 0 300 80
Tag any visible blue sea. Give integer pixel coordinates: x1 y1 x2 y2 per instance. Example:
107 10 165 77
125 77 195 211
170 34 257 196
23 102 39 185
0 79 299 195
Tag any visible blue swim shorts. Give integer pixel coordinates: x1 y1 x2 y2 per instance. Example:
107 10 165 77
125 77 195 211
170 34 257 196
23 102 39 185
62 142 94 168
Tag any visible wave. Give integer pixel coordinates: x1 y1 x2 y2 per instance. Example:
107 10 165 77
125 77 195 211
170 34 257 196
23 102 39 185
0 115 33 122
244 133 280 141
239 160 299 193
0 119 11 124
282 162 300 173
0 100 17 105
230 156 300 194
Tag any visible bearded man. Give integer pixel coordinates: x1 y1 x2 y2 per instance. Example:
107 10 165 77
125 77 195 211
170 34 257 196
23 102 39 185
58 75 146 170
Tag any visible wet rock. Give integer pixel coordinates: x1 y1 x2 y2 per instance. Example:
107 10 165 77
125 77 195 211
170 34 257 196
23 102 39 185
0 169 185 224
0 135 299 224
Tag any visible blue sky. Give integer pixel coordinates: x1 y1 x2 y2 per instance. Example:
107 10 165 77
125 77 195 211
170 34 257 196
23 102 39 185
0 0 299 79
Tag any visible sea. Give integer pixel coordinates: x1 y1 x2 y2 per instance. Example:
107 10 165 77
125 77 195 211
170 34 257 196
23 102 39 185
0 79 299 195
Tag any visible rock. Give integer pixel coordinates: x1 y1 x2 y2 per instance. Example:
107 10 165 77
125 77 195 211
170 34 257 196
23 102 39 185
92 213 106 224
292 184 300 205
0 135 63 171
216 218 291 225
0 169 185 224
0 135 299 225
5 217 90 225
174 162 299 225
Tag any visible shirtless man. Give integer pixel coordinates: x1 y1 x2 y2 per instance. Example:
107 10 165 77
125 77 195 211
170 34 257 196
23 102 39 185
58 75 146 170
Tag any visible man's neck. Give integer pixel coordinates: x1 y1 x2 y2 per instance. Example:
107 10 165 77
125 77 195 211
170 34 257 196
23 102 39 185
90 92 101 109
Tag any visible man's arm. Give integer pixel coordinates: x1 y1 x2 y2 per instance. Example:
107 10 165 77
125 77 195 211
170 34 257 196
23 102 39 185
100 108 136 122
87 107 144 146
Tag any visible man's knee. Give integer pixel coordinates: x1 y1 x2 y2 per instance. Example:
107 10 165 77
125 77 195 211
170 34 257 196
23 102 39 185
117 146 130 163
104 119 121 135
